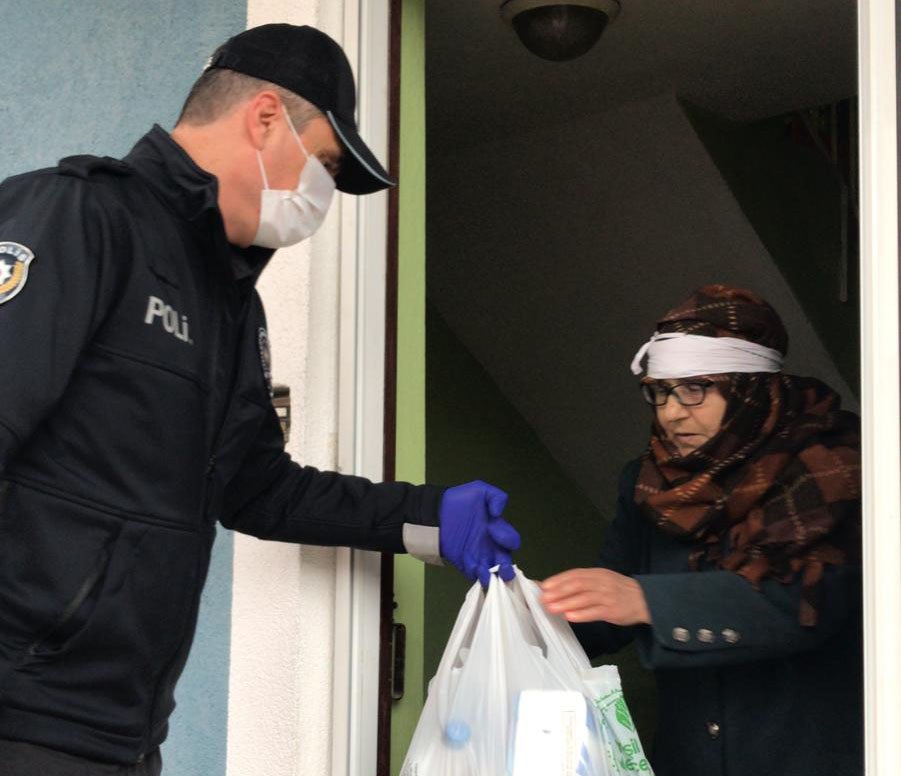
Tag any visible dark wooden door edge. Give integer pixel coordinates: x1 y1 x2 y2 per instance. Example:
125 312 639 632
377 0 403 773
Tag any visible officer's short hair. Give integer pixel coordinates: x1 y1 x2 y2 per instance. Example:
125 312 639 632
177 68 323 129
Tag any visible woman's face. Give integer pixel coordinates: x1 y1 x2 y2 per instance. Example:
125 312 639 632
652 379 729 456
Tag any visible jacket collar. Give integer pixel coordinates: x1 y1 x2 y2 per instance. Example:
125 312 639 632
125 125 219 222
125 125 273 283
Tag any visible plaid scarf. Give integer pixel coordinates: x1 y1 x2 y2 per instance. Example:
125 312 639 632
634 286 861 626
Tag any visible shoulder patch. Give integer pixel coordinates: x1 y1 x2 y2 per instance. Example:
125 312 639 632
0 242 35 305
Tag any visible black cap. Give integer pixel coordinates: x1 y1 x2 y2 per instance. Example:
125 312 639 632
207 24 395 195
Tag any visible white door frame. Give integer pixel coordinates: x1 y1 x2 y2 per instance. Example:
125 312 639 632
331 0 393 774
858 1 901 773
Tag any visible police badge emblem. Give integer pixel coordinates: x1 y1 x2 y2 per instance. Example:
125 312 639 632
0 242 35 305
258 327 274 398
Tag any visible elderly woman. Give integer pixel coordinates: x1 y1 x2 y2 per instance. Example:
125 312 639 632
542 285 862 776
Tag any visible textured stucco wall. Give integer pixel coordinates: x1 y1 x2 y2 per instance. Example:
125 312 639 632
1 1 242 172
0 3 247 776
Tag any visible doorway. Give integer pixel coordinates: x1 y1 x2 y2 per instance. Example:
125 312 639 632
418 0 860 766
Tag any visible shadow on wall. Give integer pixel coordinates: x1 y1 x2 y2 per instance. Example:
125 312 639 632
684 99 860 393
424 302 659 747
426 91 857 529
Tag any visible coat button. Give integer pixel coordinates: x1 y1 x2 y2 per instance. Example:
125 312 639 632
672 627 690 642
707 721 721 739
722 628 741 644
697 628 715 644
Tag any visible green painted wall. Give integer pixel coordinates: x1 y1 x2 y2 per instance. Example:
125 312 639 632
423 304 658 749
390 0 427 772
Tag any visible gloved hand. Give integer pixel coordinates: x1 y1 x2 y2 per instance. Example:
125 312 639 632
438 480 521 587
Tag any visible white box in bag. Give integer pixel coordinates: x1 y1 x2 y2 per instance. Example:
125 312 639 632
511 689 587 775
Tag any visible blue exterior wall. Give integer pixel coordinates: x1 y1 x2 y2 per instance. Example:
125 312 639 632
1 2 247 774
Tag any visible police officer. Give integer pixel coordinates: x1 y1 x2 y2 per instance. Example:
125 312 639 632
0 24 519 776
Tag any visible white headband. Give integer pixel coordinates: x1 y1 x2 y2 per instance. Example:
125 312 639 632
630 332 784 378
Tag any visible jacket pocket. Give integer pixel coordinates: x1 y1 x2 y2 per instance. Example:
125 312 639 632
23 526 122 660
5 517 202 738
0 483 125 658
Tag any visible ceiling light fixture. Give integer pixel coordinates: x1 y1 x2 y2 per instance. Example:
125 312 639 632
500 0 621 62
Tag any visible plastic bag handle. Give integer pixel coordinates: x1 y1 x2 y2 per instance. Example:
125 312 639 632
431 581 485 680
512 567 593 673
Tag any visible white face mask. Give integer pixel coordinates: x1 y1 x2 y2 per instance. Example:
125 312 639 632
252 106 337 249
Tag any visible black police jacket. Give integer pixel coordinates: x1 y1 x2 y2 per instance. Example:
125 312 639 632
0 126 442 764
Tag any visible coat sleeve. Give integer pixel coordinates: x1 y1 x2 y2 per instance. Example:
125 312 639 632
572 460 645 658
0 170 117 472
219 405 445 554
632 564 858 669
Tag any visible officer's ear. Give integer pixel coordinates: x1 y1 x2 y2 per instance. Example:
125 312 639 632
246 90 282 150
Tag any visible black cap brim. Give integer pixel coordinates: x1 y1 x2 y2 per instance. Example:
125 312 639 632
327 110 396 195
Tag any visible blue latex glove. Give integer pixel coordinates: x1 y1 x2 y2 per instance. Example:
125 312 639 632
438 480 521 587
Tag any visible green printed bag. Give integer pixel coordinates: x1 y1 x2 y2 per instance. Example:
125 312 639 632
584 668 652 774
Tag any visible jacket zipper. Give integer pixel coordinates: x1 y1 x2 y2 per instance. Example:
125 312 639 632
140 279 247 754
201 455 218 521
24 548 111 658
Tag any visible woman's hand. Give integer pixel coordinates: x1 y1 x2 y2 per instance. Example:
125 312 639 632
541 568 652 626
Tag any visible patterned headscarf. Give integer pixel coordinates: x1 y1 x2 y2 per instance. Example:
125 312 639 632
634 285 861 625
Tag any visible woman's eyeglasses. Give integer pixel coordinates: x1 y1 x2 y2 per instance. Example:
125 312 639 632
640 380 715 407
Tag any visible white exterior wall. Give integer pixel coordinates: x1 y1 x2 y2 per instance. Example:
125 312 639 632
227 3 347 775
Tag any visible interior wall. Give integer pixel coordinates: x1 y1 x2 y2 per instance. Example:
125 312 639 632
422 12 858 771
685 103 860 390
424 304 658 743
427 91 856 521
424 86 857 754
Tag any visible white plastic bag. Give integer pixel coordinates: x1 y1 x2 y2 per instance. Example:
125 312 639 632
401 567 653 776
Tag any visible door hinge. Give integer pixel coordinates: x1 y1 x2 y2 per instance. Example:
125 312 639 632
391 622 406 701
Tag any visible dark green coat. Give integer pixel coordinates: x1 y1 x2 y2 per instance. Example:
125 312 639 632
574 460 863 776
